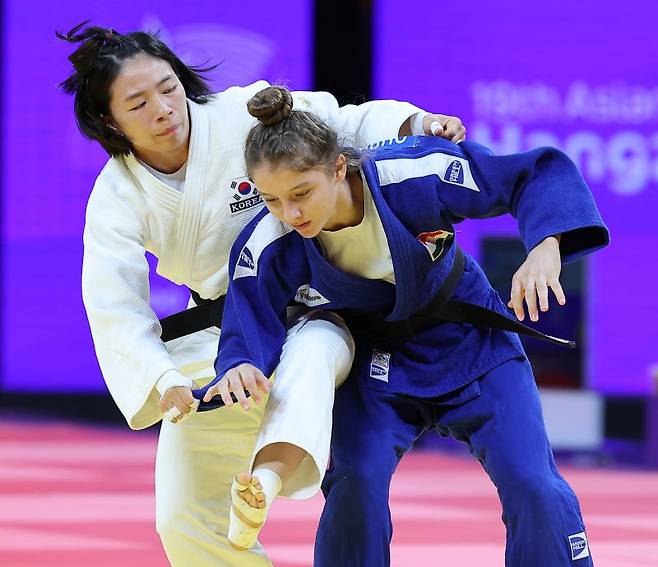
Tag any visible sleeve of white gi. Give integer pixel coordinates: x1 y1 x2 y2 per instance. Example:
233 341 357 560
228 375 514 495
82 183 184 429
292 90 423 148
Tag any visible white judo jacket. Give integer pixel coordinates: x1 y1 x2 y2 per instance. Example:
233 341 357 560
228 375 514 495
81 80 420 430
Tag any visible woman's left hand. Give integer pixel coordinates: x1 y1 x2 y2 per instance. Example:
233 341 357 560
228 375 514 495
202 363 270 411
508 236 566 322
423 113 466 143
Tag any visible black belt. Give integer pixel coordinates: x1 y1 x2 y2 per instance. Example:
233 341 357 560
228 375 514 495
344 247 575 349
185 247 574 413
159 290 225 342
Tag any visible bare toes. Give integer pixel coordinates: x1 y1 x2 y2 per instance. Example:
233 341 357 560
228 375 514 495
235 471 252 487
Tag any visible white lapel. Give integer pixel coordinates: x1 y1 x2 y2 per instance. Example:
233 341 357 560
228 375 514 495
163 100 210 283
121 153 181 211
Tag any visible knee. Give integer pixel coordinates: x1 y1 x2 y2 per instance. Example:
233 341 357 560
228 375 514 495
324 460 393 501
282 318 355 388
286 317 354 364
497 464 570 510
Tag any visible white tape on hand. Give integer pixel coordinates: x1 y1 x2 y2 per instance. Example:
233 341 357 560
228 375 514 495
430 121 444 136
163 399 200 423
163 406 181 423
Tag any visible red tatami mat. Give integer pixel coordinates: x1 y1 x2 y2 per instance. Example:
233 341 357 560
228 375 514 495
1 419 657 566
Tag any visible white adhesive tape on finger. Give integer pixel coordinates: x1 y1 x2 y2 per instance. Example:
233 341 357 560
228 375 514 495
163 406 182 423
163 399 200 423
430 121 443 136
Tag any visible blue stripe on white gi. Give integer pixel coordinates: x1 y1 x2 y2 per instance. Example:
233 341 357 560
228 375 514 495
233 214 294 280
375 152 481 192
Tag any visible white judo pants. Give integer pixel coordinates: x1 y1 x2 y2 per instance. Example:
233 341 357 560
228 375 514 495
155 313 354 566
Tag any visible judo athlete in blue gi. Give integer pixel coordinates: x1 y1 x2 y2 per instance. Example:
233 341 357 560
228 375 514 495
201 86 609 566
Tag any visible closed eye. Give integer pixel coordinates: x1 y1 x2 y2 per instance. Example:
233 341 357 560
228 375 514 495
293 189 312 199
129 101 146 111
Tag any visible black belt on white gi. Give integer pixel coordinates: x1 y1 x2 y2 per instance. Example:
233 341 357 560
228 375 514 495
159 289 225 343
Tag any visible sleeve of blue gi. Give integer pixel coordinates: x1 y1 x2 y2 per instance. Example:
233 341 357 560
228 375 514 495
214 236 297 380
441 141 609 263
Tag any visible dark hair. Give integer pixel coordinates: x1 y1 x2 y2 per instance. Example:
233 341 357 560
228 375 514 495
244 86 362 177
57 21 216 157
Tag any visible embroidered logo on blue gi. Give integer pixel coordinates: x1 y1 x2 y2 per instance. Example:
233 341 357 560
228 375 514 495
238 247 255 270
365 136 420 150
567 532 590 561
233 245 257 279
445 160 464 185
417 230 454 261
437 155 479 192
294 284 330 307
230 178 262 215
370 349 391 382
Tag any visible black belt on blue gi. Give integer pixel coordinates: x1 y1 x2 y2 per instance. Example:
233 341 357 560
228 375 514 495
166 247 574 412
342 246 576 350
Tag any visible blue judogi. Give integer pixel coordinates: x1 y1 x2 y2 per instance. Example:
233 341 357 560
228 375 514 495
209 137 608 566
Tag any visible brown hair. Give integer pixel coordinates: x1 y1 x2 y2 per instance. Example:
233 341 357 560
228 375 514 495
244 86 361 176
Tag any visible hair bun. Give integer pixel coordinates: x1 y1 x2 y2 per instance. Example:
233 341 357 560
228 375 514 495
247 86 293 126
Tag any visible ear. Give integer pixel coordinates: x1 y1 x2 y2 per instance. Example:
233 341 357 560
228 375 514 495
101 114 122 135
334 153 348 182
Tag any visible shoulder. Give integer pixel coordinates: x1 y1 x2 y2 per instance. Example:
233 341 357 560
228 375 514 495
366 137 483 192
89 158 134 204
86 158 145 227
195 81 271 138
231 210 297 280
208 80 271 108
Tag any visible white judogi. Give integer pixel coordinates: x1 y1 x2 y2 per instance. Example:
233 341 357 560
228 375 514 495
82 80 420 566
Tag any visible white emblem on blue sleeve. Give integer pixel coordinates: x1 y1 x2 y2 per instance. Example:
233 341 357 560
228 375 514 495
233 214 294 280
376 153 480 192
294 284 330 307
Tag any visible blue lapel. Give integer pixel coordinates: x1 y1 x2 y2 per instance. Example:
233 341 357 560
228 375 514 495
360 158 419 320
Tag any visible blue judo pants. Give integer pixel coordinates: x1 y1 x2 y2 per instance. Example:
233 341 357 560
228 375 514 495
314 356 592 566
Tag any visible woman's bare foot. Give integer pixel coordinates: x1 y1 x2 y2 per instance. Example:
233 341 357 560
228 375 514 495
228 472 268 550
235 472 266 513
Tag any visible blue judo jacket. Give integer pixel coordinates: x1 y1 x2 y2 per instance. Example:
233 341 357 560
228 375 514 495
213 137 609 398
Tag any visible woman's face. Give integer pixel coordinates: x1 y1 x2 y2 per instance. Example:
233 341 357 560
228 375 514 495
108 54 189 165
251 157 347 238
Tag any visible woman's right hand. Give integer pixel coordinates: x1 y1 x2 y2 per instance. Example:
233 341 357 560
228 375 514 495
202 363 271 411
159 386 196 423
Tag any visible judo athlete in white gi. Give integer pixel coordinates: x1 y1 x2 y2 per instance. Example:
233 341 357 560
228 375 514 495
58 23 465 566
201 86 610 566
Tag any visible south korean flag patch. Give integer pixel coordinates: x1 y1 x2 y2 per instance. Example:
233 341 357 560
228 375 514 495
229 178 262 215
417 229 454 261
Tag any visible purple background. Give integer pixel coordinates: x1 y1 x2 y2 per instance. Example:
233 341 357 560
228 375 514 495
375 0 658 395
2 1 312 392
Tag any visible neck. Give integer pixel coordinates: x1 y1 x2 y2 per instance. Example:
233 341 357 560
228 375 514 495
324 171 364 231
135 143 189 173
